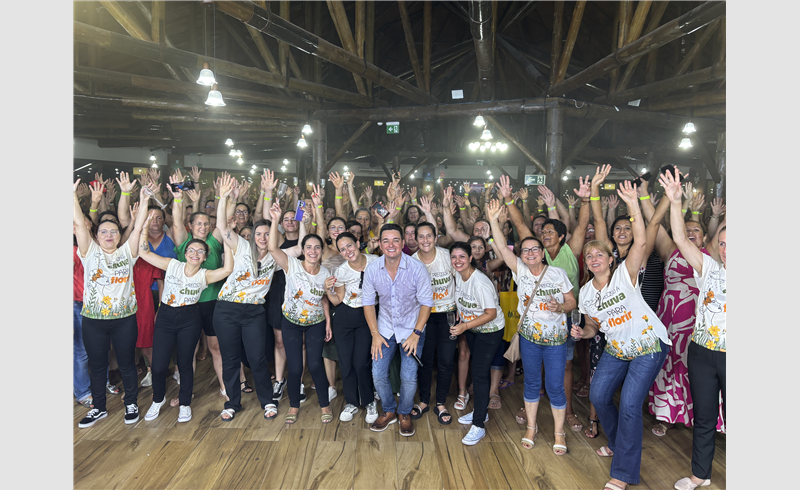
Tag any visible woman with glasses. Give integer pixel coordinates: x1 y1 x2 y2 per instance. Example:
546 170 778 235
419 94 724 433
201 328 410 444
74 179 150 428
571 180 671 490
137 211 233 423
323 231 379 423
486 200 576 454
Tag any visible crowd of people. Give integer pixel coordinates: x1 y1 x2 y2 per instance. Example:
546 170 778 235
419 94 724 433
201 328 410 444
73 163 726 490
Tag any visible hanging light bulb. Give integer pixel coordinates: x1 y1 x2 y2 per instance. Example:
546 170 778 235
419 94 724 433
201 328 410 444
250 169 255 174
479 145 487 152
481 127 493 140
235 150 242 157
473 115 485 126
302 124 313 134
151 162 158 168
237 157 244 164
229 148 237 156
490 145 497 152
225 138 234 146
678 137 693 149
281 166 287 172
252 165 257 169
566 169 571 174
486 170 491 175
682 121 697 133
205 83 226 106
149 153 156 161
297 135 308 147
562 175 568 181
197 62 216 86
282 159 289 164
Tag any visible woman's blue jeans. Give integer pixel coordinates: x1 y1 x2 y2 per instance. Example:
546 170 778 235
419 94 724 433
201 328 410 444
519 335 567 408
589 340 669 485
73 301 92 402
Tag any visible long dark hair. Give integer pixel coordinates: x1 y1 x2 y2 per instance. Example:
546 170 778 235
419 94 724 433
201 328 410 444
467 236 490 271
450 241 490 278
609 215 633 262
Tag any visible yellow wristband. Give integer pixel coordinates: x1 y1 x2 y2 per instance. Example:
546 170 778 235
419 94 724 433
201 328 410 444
89 209 98 213
317 205 322 209
639 195 650 200
682 209 687 213
505 201 514 206
335 196 343 199
215 196 220 200
522 200 527 203
264 196 271 201
692 211 700 215
395 206 402 210
590 196 600 201
488 238 494 243
464 194 469 197
121 192 131 196
569 205 574 209
459 207 466 210
386 219 394 224
312 222 317 227
412 199 417 203
174 199 182 203
537 208 543 212
548 206 556 211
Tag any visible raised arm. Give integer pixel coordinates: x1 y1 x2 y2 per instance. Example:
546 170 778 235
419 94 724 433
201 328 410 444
566 175 592 256
260 169 277 220
328 172 347 218
215 174 240 254
564 195 578 232
206 239 235 283
115 175 135 229
589 165 613 249
519 187 534 229
125 182 153 258
660 169 705 273
267 201 290 271
497 175 533 240
88 181 105 226
707 197 725 242
486 199 518 273
616 181 647 285
73 180 93 256
646 188 677 263
441 186 470 242
138 211 172 270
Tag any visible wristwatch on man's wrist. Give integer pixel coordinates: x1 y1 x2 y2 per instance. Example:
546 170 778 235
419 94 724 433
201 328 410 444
413 328 424 336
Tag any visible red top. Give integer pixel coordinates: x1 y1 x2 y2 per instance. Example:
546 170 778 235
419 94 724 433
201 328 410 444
132 256 164 348
73 246 84 302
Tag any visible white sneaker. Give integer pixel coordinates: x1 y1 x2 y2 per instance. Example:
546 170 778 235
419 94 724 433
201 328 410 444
328 386 338 402
140 371 153 387
144 399 166 421
339 403 358 422
461 425 486 446
457 410 489 425
365 401 379 424
173 370 180 385
299 383 307 404
178 405 192 423
374 391 380 401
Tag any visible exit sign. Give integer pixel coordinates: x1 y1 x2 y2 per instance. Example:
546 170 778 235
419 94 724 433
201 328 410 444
602 183 616 190
525 174 546 186
386 121 399 134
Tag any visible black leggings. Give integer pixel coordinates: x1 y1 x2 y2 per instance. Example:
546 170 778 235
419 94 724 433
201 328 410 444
688 341 726 480
282 317 329 409
465 329 504 429
151 304 202 407
213 301 274 412
418 311 458 407
332 304 374 407
82 315 139 412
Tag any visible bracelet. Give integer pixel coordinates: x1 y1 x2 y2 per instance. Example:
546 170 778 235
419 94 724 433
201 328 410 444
581 199 590 204
464 194 469 197
711 214 720 219
537 208 543 212
459 207 466 210
412 199 417 203
590 196 600 201
522 200 527 203
692 211 700 215
317 205 323 209
215 196 220 200
569 205 574 209
639 195 650 200
264 196 271 201
488 238 494 243
681 209 687 213
89 209 98 213
335 196 343 199
174 199 182 203
386 219 394 224
121 192 130 196
548 206 556 211
395 206 402 210
312 222 317 227
505 201 514 206
629 213 640 222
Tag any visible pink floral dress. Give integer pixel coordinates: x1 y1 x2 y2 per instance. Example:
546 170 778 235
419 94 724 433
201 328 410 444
648 248 725 432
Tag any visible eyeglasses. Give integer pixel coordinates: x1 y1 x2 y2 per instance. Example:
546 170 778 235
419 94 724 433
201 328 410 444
521 247 541 254
205 204 215 209
235 210 248 215
186 249 207 256
98 229 119 237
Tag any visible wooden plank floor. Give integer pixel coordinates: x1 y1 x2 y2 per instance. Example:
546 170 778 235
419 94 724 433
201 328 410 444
74 355 726 489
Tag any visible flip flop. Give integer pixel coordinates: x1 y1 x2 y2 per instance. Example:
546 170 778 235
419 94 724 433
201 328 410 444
604 482 625 490
597 446 614 457
566 414 583 431
499 380 514 390
434 405 452 425
488 394 502 410
576 384 590 398
410 404 429 420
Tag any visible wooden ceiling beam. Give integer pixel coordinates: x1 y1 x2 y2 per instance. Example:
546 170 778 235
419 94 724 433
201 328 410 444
485 115 546 173
129 112 303 128
326 0 368 96
644 90 725 112
599 62 725 105
422 1 432 93
397 1 424 92
673 18 721 77
469 0 495 102
324 121 374 174
497 35 547 94
554 1 586 84
615 0 663 93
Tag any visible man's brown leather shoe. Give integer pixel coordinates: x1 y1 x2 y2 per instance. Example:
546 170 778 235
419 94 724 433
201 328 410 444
399 413 415 437
370 411 397 432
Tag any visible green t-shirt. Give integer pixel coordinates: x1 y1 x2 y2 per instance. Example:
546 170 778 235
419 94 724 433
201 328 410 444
176 233 223 302
544 244 579 299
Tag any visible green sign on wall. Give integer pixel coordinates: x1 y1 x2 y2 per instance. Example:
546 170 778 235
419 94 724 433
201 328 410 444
386 121 399 134
524 175 546 186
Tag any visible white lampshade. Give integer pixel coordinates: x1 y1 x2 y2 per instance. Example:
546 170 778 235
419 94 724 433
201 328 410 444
297 135 308 147
302 124 313 134
225 138 234 146
205 84 225 106
481 129 493 140
682 122 697 133
237 157 244 164
678 137 693 149
281 166 287 171
473 115 485 126
149 154 156 161
229 149 237 156
197 63 216 86
282 159 289 164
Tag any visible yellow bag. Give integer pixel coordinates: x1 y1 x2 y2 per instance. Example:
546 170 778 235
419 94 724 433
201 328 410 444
499 279 520 342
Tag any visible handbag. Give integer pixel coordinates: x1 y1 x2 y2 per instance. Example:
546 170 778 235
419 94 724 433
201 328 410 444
504 265 549 363
499 278 520 342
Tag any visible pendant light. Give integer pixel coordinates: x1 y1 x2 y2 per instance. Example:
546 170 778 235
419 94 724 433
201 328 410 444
302 124 313 135
473 114 485 126
682 121 697 133
297 135 308 148
480 126 493 140
196 9 216 86
225 138 234 146
149 153 156 161
282 159 289 164
205 83 226 106
237 157 244 164
229 148 237 156
678 137 693 149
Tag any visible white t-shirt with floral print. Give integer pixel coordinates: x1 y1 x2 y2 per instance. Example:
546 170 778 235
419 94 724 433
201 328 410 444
692 254 726 352
79 240 139 320
282 256 331 325
161 259 208 307
512 259 573 346
454 270 505 334
412 247 456 313
334 254 379 309
217 240 276 305
579 261 671 360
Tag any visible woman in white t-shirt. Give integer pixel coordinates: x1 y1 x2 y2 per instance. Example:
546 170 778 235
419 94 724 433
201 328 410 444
660 169 726 490
214 175 281 423
486 200 576 455
411 215 458 426
137 210 233 424
268 201 334 425
571 181 671 490
323 232 379 424
73 179 151 429
447 242 505 447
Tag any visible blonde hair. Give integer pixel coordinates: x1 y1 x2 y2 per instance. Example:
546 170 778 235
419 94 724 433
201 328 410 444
580 240 618 287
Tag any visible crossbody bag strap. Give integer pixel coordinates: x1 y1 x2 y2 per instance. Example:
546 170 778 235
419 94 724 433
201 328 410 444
517 265 548 329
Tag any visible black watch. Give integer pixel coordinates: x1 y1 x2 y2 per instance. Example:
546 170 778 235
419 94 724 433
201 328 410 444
413 328 423 336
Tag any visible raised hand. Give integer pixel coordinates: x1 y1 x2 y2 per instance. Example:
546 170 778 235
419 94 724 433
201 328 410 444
218 173 236 199
365 185 373 201
386 182 397 201
469 194 479 206
497 175 513 199
657 168 683 203
148 168 161 184
329 172 344 189
710 197 725 216
130 202 140 222
261 169 277 193
168 174 184 200
463 182 473 194
410 186 418 200
690 193 705 212
538 185 555 207
591 164 612 188
268 201 282 221
519 187 529 201
240 179 251 199
486 199 502 221
293 186 300 196
90 180 105 202
419 195 432 214
172 168 184 183
448 201 458 216
574 175 592 199
76 182 90 199
116 171 136 193
94 172 104 184
430 201 441 217
442 186 453 206
311 184 323 208
106 184 118 203
498 203 509 223
190 166 201 182
565 195 578 208
682 180 694 201
186 188 200 203
453 194 466 209
607 195 619 210
616 180 639 205
650 193 660 207
73 178 82 194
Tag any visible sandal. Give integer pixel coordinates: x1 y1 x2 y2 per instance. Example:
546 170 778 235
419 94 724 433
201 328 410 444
264 404 277 420
576 384 590 398
515 366 523 376
515 407 526 425
77 397 93 409
220 408 236 421
585 418 600 439
596 445 614 457
604 482 626 490
488 394 502 410
499 379 514 390
521 424 537 450
410 403 429 420
651 422 671 437
321 411 333 424
572 378 586 392
241 381 254 393
454 391 469 411
285 410 298 424
566 414 583 431
553 431 567 456
434 404 452 425
673 477 711 490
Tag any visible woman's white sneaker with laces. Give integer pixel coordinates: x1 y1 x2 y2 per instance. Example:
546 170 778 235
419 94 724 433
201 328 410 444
144 399 166 421
461 425 486 445
339 404 359 421
178 405 192 423
457 410 488 425
365 401 379 424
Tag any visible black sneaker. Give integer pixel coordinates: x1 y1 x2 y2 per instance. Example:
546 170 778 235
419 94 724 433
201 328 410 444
124 403 139 424
78 408 107 428
273 379 286 402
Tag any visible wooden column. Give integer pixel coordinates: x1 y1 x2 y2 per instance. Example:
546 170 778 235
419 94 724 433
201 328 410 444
312 120 327 189
714 131 725 200
545 107 564 196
